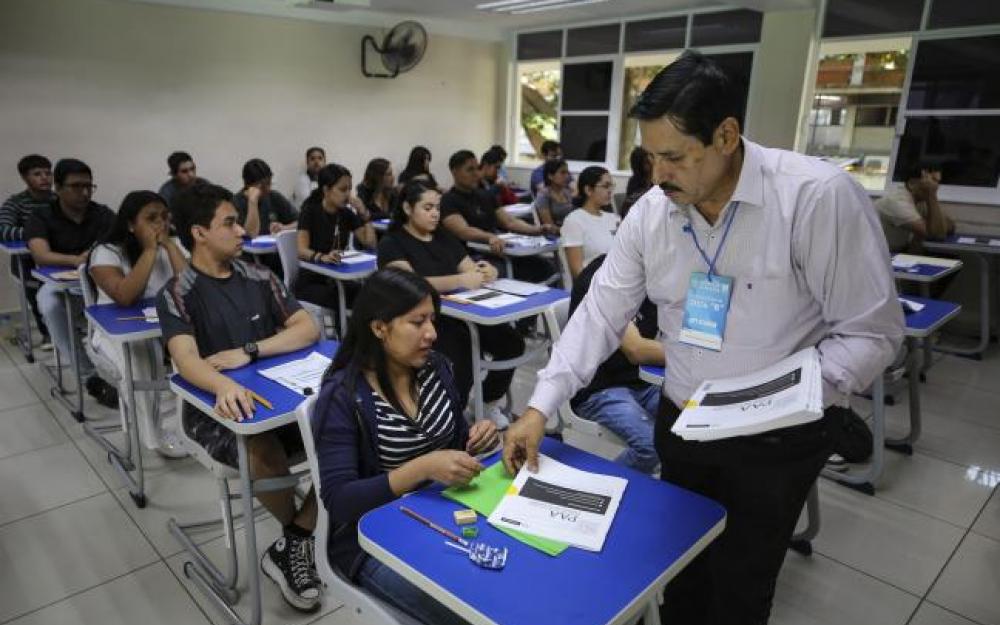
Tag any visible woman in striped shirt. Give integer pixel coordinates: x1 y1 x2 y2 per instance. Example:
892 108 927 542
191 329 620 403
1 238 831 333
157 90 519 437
314 267 499 625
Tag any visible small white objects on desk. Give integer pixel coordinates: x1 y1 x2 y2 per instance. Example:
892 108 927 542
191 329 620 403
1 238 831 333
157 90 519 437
484 278 548 297
334 251 375 265
256 351 331 395
957 237 977 244
899 297 925 313
142 306 158 323
497 233 551 248
443 289 524 308
251 235 277 244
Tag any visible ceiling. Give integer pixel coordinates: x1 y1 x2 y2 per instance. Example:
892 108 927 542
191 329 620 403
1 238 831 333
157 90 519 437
127 0 817 40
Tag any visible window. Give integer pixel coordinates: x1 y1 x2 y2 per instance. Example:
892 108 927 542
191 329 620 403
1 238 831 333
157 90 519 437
617 53 679 170
562 62 613 111
515 62 560 162
691 10 762 47
561 116 610 162
517 30 562 61
894 116 1000 187
822 0 923 37
928 0 1000 30
856 106 897 127
624 17 686 53
907 35 1000 110
567 24 620 57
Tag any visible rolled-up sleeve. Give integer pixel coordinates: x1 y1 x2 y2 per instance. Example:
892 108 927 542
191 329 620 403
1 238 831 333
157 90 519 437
795 174 905 404
528 205 650 418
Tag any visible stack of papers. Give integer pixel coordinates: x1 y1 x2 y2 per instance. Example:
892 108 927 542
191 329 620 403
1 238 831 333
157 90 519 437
488 454 627 552
672 347 824 441
892 254 960 269
334 251 375 265
485 278 548 296
443 289 524 308
257 351 331 395
496 233 551 248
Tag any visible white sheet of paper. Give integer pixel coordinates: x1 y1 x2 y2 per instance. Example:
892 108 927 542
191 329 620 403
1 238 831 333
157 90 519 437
257 351 331 395
990 239 1000 247
446 288 524 309
486 278 548 296
142 306 158 323
958 236 977 244
899 297 925 312
252 235 277 244
336 252 375 265
893 253 960 269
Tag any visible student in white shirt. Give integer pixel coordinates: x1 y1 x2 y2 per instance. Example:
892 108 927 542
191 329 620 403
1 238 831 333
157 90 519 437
874 164 954 254
89 190 189 457
560 166 620 280
291 147 326 209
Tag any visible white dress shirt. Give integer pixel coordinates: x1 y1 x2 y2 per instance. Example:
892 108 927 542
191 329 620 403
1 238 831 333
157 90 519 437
292 172 318 209
529 138 905 417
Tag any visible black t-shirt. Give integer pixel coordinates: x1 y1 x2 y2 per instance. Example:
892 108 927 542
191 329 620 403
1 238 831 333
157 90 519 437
440 187 499 233
232 190 298 233
377 228 468 276
157 259 302 357
569 255 658 407
25 199 115 256
297 198 364 255
355 183 396 222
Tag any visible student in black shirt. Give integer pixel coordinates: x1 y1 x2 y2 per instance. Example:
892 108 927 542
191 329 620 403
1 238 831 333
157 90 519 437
26 158 118 407
440 150 557 285
377 180 524 429
568 255 663 473
355 158 398 222
158 151 209 209
397 145 440 189
158 183 323 612
232 158 299 237
295 164 376 330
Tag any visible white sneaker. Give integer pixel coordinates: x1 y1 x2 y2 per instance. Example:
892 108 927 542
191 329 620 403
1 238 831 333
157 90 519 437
825 453 849 472
484 402 510 430
155 428 188 459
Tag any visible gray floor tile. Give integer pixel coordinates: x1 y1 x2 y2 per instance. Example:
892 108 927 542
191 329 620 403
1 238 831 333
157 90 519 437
885 398 1000 473
5 562 210 625
909 602 982 625
876 451 995 528
0 364 48 411
74 422 189 491
0 402 67 459
928 532 1000 625
0 492 158 622
0 441 107 526
972 487 1000 543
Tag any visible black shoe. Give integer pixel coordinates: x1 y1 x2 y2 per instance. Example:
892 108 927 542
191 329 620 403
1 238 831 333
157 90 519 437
85 375 119 409
261 534 321 612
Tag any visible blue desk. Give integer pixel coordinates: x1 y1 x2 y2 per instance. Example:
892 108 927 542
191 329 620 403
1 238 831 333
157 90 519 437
242 236 277 256
300 255 378 336
358 438 726 625
442 286 569 422
891 254 962 284
85 299 162 507
372 218 390 232
468 236 560 284
169 339 338 625
32 265 87 421
639 364 664 386
0 240 36 362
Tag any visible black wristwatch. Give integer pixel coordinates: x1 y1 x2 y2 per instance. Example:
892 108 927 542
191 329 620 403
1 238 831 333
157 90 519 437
243 341 259 363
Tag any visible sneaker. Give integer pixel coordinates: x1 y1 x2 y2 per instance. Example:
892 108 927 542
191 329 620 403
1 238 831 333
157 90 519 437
39 338 54 351
825 453 849 472
261 534 321 612
484 402 510 430
155 428 188 459
85 376 119 409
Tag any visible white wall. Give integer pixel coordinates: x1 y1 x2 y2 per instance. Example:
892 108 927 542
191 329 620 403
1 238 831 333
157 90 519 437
0 0 503 312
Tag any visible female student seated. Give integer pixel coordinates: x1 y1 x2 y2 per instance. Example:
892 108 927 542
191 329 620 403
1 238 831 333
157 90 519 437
314 268 499 625
560 166 621 280
356 158 398 222
89 190 189 457
296 164 376 330
376 180 524 428
532 158 574 227
397 145 440 190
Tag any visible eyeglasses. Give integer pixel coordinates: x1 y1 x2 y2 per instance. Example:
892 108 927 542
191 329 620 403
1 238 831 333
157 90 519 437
64 183 97 193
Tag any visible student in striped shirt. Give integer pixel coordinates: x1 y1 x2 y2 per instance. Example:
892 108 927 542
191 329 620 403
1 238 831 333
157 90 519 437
0 154 55 345
315 268 499 625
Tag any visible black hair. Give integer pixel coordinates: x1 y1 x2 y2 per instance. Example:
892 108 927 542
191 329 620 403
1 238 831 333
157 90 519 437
629 146 650 179
167 151 193 176
629 50 744 145
361 158 392 191
481 148 505 167
390 180 438 230
304 163 352 208
172 183 234 251
488 145 508 161
326 267 441 413
448 149 477 171
903 162 941 182
53 159 92 186
17 155 51 177
305 146 325 159
576 166 610 208
399 146 433 184
542 158 568 187
540 140 560 157
241 158 272 187
98 190 168 268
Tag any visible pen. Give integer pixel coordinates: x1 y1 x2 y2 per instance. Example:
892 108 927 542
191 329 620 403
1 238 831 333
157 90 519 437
399 506 469 547
116 315 155 321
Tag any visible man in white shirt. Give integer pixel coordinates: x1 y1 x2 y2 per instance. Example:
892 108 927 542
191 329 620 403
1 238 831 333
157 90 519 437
874 164 953 254
291 146 326 208
504 51 904 624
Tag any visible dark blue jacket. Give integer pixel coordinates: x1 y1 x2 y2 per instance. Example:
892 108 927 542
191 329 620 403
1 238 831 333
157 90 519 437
313 351 469 579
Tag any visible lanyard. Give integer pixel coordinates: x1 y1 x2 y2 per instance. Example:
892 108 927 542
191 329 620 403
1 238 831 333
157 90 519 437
683 202 739 281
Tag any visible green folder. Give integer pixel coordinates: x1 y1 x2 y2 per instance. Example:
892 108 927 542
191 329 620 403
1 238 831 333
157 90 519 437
442 461 569 556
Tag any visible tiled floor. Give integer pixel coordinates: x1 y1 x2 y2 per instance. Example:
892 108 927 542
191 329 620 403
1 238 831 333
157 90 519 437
0 330 998 625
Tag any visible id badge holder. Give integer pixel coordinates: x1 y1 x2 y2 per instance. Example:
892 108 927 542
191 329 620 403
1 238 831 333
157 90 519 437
678 271 734 351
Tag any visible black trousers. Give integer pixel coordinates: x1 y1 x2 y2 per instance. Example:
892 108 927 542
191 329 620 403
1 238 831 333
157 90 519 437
655 399 832 625
432 316 524 406
10 257 48 338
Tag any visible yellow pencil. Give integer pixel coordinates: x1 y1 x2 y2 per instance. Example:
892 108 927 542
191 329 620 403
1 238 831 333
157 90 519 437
249 390 273 410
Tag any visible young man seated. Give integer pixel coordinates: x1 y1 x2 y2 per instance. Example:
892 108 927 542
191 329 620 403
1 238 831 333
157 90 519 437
232 158 299 237
158 151 208 209
440 149 557 285
529 140 562 197
1 154 55 347
479 148 518 208
292 146 326 209
157 183 323 612
25 158 118 407
875 163 954 254
568 255 662 473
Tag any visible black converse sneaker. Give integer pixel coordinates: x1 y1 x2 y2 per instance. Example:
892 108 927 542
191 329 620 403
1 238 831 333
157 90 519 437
261 534 321 612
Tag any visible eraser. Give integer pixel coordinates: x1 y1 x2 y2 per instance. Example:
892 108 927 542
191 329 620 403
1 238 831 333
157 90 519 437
454 509 477 525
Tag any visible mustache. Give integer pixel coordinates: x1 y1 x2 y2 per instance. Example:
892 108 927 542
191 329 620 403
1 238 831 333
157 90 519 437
659 182 683 194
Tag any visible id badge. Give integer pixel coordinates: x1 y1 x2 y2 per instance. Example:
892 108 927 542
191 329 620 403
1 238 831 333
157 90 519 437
678 272 733 351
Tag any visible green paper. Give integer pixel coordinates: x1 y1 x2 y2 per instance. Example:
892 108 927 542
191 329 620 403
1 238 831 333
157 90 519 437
442 461 569 556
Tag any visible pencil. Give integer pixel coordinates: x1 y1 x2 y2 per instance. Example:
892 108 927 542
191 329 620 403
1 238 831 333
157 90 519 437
399 506 468 546
116 315 155 321
249 390 273 410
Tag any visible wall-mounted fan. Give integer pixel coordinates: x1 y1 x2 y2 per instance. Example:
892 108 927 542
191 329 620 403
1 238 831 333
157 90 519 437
362 21 428 78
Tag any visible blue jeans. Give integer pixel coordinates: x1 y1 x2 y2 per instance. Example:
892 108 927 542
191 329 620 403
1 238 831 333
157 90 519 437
574 385 660 474
38 281 94 377
357 556 468 625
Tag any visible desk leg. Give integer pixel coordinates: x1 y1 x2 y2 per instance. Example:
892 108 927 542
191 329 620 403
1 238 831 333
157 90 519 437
465 321 485 422
335 279 347 340
237 435 263 625
885 337 919 455
918 283 933 376
97 341 146 506
13 259 34 363
823 376 884 495
48 290 85 422
504 258 513 280
935 253 990 358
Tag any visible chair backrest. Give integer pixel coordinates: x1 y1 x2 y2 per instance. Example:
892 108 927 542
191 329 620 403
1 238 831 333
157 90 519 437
78 262 97 308
556 246 573 291
276 230 300 290
294 395 405 625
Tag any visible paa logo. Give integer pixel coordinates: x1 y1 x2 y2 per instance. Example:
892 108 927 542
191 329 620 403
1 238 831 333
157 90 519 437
741 398 773 412
550 510 579 523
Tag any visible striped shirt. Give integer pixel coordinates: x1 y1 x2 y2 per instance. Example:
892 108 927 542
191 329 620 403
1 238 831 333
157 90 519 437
373 364 456 470
0 190 54 242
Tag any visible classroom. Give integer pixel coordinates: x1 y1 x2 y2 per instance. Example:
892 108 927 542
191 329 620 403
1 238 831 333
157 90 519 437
1 0 999 624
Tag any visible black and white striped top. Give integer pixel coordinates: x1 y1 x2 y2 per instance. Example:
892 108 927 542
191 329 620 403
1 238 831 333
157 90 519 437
373 364 456 470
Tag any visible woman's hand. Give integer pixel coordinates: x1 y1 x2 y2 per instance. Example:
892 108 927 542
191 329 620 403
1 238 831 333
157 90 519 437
420 450 484 486
466 420 500 455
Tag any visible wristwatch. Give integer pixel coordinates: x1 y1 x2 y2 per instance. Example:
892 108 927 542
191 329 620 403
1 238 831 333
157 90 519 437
243 341 259 363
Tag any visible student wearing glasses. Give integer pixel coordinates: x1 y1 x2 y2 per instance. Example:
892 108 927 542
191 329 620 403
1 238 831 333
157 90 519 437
559 166 621 280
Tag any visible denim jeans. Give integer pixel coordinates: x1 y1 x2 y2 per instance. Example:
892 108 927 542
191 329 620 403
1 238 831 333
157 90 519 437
356 556 468 625
38 281 94 377
574 385 660 474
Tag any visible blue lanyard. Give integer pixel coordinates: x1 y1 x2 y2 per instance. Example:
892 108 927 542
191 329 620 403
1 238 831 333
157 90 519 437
683 202 739 280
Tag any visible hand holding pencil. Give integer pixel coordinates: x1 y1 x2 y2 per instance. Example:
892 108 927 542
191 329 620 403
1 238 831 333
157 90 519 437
213 380 269 422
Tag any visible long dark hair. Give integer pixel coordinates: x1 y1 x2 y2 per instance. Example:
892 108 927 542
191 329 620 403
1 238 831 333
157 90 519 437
98 190 167 267
389 180 437 231
542 158 568 188
326 268 441 412
304 163 352 208
361 158 391 191
575 166 610 208
398 146 438 187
